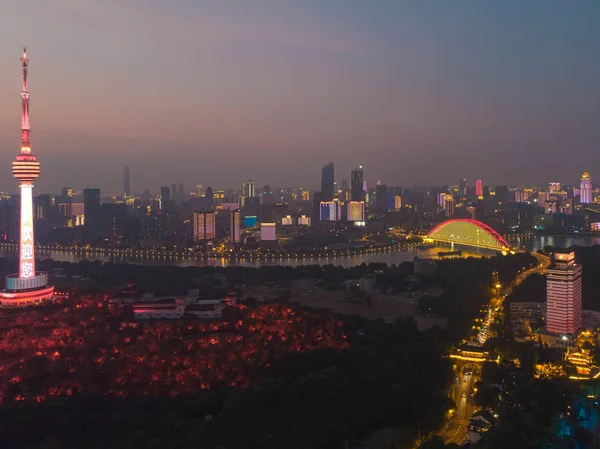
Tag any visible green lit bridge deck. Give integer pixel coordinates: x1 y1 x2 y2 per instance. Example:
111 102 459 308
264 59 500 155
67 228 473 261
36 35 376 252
426 218 512 252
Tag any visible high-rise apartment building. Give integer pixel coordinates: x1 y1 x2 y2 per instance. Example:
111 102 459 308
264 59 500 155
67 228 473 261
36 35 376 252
580 172 592 204
321 162 335 202
546 251 582 335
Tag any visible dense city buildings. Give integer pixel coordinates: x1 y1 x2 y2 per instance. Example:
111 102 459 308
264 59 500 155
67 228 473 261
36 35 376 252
0 49 54 306
546 251 583 335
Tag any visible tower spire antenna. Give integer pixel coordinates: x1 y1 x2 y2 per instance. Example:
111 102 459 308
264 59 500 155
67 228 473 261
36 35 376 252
0 48 55 306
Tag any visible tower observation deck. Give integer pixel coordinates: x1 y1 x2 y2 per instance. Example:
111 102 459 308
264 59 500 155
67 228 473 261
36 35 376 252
0 49 54 307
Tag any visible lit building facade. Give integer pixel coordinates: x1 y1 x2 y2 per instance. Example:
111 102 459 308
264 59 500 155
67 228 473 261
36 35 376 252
444 195 455 217
230 209 241 244
1 49 54 307
320 201 341 221
298 215 311 226
193 211 216 242
581 172 592 204
546 251 582 335
476 179 483 197
346 201 365 222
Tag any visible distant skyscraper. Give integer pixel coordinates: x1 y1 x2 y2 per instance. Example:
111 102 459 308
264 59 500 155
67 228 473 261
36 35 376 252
193 211 216 242
444 195 455 217
321 162 335 202
83 188 101 226
351 166 365 202
476 179 483 197
580 172 592 204
459 178 466 197
0 48 54 306
160 186 170 204
375 183 388 213
123 166 131 197
205 186 214 208
547 251 582 335
242 180 255 198
178 183 185 202
230 209 241 244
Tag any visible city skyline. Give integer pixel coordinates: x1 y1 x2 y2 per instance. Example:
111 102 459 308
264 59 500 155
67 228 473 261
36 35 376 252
1 1 600 192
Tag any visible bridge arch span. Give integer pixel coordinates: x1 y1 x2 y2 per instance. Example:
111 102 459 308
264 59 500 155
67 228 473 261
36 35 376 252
426 218 510 251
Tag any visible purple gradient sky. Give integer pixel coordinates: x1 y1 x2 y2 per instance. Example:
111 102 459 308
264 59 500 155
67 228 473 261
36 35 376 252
1 1 600 194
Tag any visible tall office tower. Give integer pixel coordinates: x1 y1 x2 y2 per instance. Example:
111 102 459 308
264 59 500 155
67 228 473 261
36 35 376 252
196 185 204 197
204 186 214 208
230 209 241 244
193 211 216 242
160 186 171 204
459 178 466 197
83 188 101 221
62 187 73 197
0 49 54 306
476 179 483 197
547 251 582 335
375 183 388 213
351 166 365 202
171 183 177 201
123 166 131 197
580 172 592 204
178 183 185 202
321 162 335 202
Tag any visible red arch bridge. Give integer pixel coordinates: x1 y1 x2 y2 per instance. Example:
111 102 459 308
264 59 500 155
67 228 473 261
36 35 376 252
425 218 512 253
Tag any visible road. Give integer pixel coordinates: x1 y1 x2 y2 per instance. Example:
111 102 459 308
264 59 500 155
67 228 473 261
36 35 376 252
441 251 551 444
441 363 481 444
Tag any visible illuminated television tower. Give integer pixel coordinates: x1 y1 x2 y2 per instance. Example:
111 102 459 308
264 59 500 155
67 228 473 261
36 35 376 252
0 49 54 307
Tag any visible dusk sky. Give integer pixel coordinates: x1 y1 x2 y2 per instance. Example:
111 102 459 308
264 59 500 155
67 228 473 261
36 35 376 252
1 1 600 194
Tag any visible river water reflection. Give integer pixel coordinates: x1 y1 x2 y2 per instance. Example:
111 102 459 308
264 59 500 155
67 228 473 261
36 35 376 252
0 235 597 269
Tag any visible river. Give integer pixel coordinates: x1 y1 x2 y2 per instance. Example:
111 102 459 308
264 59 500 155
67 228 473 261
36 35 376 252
0 234 597 269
